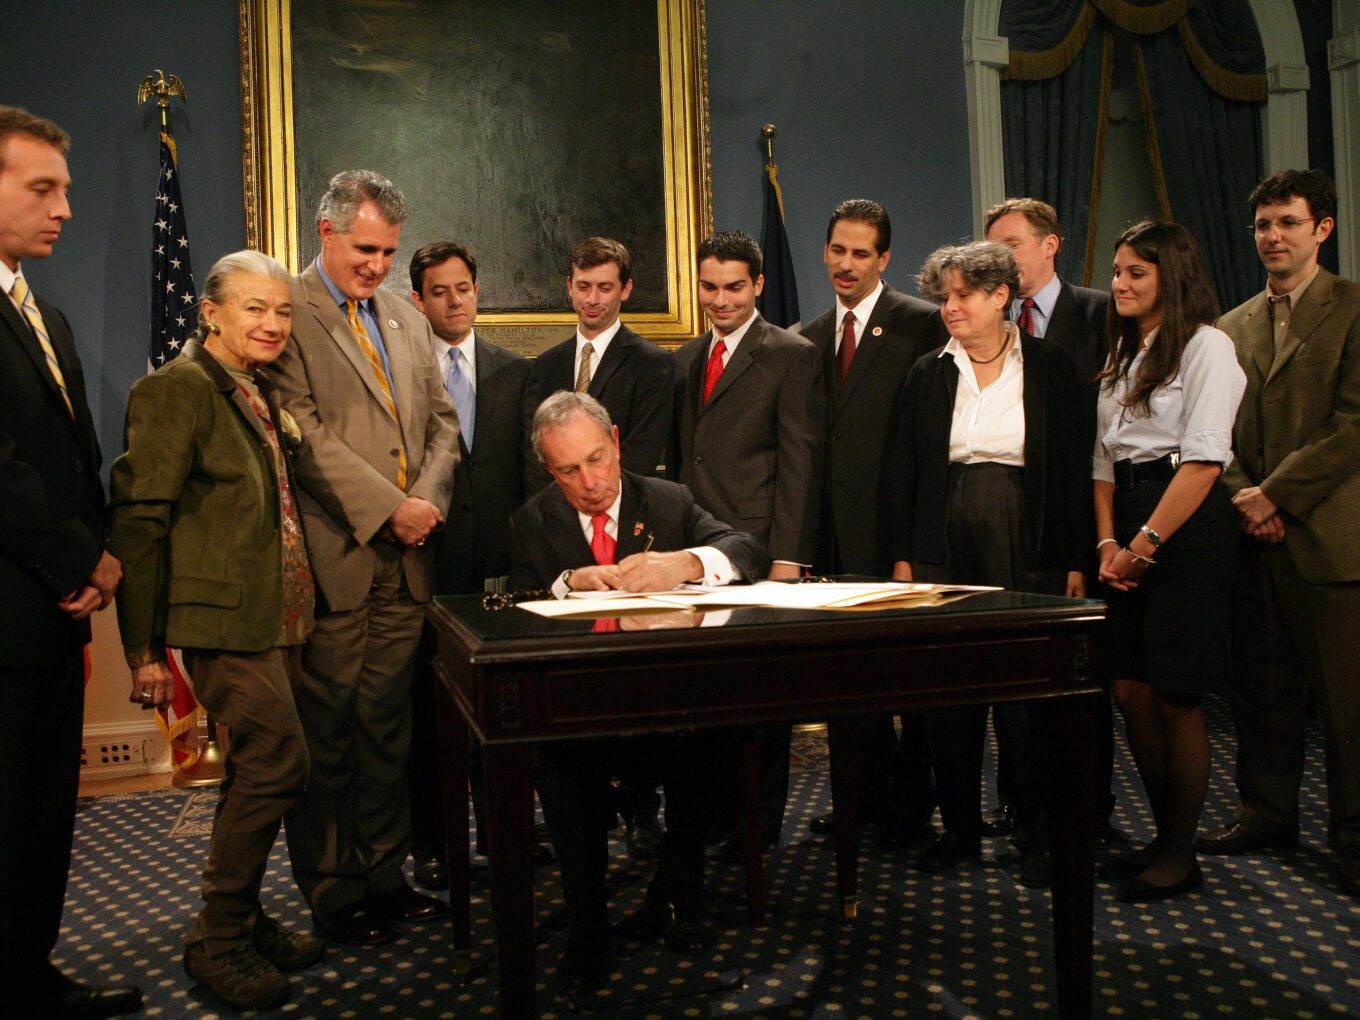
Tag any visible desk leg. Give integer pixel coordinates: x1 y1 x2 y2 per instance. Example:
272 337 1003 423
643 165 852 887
741 734 766 926
826 718 859 921
484 743 537 1020
434 677 472 969
1045 691 1097 1020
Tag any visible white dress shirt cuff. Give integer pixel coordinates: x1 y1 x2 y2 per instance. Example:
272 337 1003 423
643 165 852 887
552 570 573 599
691 546 738 585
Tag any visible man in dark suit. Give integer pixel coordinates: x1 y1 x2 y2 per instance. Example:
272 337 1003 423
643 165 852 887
673 229 826 850
531 236 673 477
985 197 1118 845
509 391 768 992
1197 170 1360 896
0 105 141 1018
800 199 946 843
404 241 541 889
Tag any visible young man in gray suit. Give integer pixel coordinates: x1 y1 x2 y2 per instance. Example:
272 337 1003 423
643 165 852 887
1196 170 1360 896
267 171 460 944
673 229 826 852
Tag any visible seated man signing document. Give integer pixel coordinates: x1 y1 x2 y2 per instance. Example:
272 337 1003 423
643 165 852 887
507 390 767 994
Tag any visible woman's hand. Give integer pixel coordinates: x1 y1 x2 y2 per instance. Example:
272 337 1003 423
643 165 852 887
891 561 914 582
1065 571 1086 598
1098 545 1148 591
129 661 175 710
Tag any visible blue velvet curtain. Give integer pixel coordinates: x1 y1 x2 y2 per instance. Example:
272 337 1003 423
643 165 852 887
1138 0 1265 308
998 0 1266 305
1000 0 1104 285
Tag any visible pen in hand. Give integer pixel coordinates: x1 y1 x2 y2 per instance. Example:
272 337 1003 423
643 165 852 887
641 533 655 553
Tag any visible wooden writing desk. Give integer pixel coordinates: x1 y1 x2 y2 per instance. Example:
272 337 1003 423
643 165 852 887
428 590 1104 1019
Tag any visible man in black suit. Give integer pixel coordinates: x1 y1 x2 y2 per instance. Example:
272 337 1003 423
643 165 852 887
509 390 767 993
405 242 541 889
985 197 1118 844
673 229 825 852
800 199 946 843
0 105 142 1018
531 236 673 477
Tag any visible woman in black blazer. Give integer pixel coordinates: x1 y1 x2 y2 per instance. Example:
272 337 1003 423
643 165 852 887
888 241 1090 883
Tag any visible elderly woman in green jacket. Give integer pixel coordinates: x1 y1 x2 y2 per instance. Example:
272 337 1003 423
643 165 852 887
107 250 320 1010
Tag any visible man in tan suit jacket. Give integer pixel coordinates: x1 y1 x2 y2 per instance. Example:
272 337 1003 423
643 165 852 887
267 170 461 941
1196 170 1360 896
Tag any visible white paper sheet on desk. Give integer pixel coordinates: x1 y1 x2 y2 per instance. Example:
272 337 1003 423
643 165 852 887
517 597 682 618
647 581 1000 610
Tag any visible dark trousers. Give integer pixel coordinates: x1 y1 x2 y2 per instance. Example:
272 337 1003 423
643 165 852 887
408 625 449 860
914 463 1065 846
0 646 85 991
536 733 722 953
184 646 310 955
1231 540 1360 852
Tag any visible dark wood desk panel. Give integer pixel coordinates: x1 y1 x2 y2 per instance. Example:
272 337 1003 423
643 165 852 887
429 591 1105 1019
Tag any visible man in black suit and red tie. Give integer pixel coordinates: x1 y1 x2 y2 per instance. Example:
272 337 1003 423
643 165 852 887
508 390 767 994
800 199 946 844
985 197 1119 847
405 241 541 889
0 105 141 1018
531 236 673 478
672 229 826 854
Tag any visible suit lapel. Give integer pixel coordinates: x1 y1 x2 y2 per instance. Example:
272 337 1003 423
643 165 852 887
1 292 72 421
1234 293 1272 381
1268 272 1334 385
805 314 839 412
702 319 760 412
1044 283 1080 344
547 487 595 567
587 326 629 398
372 291 414 445
184 339 272 445
303 268 400 425
615 475 650 560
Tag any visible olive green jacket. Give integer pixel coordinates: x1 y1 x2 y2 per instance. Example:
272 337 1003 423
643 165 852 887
107 339 314 657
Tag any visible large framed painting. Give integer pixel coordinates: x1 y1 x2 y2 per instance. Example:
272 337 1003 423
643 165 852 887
239 0 712 353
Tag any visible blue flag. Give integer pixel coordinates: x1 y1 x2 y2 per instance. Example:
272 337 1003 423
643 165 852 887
150 133 197 368
756 162 800 329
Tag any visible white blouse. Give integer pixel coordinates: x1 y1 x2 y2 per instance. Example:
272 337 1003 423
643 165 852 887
945 324 1026 467
1093 324 1245 482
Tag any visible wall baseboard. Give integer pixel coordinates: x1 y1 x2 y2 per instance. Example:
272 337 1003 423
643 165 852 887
80 720 171 779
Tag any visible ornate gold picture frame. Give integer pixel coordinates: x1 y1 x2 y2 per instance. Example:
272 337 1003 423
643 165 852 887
238 0 712 353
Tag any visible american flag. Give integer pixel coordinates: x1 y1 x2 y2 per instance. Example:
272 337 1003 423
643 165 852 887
148 128 205 767
150 132 197 368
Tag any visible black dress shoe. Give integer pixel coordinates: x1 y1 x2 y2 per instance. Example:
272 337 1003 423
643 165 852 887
39 966 143 1020
1194 818 1298 855
314 901 395 946
1097 846 1156 883
413 853 448 891
1116 862 1204 903
627 899 710 956
1019 849 1050 889
809 810 835 834
980 804 1016 837
367 883 451 925
559 946 611 995
917 831 982 873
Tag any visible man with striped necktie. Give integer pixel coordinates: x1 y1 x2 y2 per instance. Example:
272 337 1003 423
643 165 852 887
0 105 141 1018
266 170 460 947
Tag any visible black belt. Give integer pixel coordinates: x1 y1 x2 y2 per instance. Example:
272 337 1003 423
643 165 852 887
1113 452 1180 491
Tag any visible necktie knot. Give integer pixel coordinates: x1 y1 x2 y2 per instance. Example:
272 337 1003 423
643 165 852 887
576 341 596 393
1017 297 1037 336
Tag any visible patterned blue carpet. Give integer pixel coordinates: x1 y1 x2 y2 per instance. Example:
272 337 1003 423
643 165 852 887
63 694 1359 1018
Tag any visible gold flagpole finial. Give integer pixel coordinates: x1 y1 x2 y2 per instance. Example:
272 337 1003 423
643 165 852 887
761 123 778 167
137 69 187 131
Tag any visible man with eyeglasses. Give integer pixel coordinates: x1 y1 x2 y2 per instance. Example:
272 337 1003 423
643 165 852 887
1197 169 1360 897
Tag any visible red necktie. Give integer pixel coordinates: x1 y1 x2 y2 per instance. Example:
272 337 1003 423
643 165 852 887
1017 297 1036 336
836 311 857 391
702 339 727 405
590 512 616 565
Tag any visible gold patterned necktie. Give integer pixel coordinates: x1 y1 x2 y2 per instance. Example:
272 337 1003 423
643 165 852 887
575 340 595 393
346 299 407 488
10 275 74 418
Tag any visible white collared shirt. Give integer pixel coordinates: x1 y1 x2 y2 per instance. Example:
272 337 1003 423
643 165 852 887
436 329 477 394
942 323 1027 466
574 319 623 387
835 280 884 353
551 490 739 596
707 310 761 364
1 260 27 314
1010 273 1061 339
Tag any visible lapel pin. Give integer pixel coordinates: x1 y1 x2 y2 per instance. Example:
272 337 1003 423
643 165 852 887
632 521 645 537
872 326 884 336
388 319 400 329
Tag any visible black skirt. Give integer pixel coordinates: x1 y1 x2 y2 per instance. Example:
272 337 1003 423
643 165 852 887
1104 476 1236 694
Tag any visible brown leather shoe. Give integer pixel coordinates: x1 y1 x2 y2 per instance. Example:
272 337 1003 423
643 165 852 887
1194 818 1297 855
